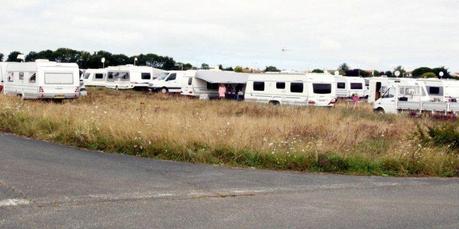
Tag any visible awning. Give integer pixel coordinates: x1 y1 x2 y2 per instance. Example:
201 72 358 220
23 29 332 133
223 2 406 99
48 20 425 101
195 71 249 84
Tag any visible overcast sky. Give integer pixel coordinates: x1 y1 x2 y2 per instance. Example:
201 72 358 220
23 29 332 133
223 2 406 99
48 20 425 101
1 0 458 71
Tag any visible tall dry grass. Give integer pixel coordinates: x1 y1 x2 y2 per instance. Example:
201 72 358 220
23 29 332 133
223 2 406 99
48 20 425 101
0 88 457 176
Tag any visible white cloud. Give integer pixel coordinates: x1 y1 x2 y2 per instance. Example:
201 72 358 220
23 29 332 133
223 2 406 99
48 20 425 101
1 0 458 71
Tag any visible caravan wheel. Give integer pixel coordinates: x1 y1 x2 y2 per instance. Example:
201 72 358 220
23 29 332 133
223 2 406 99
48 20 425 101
161 87 169 94
374 108 385 114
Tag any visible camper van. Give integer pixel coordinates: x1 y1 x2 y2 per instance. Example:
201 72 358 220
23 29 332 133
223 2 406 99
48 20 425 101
105 65 163 90
368 77 417 103
149 71 187 93
3 60 80 100
181 70 248 99
82 68 108 87
245 73 337 107
335 76 367 98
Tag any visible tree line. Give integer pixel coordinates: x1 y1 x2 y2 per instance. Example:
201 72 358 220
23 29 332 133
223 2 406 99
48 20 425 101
0 49 456 78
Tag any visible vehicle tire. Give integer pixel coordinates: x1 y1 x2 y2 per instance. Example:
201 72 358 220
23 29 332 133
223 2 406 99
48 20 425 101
161 87 169 94
115 86 119 91
374 108 384 114
269 101 280 106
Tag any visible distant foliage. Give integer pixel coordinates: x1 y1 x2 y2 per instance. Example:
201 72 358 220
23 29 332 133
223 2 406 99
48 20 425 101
264 66 280 72
422 72 437 78
6 51 22 62
312 69 324 73
0 53 3 62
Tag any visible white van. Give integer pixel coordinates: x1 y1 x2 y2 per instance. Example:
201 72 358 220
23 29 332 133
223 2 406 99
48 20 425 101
368 77 417 104
245 73 337 107
149 71 187 93
3 60 80 100
105 65 163 90
335 76 367 98
82 68 108 87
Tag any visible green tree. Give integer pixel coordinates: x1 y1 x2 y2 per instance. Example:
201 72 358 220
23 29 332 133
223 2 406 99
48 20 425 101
0 53 3 62
312 69 324 73
264 66 280 72
338 63 350 75
394 66 406 77
7 51 23 62
412 67 432 78
234 66 244 73
422 72 437 78
432 67 450 78
201 63 210 70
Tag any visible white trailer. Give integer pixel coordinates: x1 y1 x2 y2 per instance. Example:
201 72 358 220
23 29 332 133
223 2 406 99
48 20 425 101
105 65 163 90
373 80 459 114
82 68 108 87
3 60 80 100
149 71 187 93
335 76 367 98
181 70 248 99
245 73 337 107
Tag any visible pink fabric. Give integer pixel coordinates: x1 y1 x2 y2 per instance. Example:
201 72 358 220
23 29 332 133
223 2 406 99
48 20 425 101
218 85 226 98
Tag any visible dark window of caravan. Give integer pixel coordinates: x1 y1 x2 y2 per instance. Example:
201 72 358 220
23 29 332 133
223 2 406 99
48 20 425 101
19 72 24 80
107 72 115 81
141 73 151 80
427 86 443 96
29 73 36 83
7 72 13 82
313 84 332 94
276 82 286 89
95 73 104 80
337 82 346 89
290 82 304 93
253 82 265 91
118 72 130 81
351 83 363 90
188 77 193 86
166 73 177 81
84 73 90 79
207 82 219 90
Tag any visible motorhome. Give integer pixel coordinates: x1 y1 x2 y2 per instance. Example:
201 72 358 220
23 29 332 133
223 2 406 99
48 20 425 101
105 65 163 90
335 76 367 98
82 68 108 87
368 77 417 103
149 71 187 93
373 79 459 114
245 73 337 107
3 60 80 100
181 70 248 99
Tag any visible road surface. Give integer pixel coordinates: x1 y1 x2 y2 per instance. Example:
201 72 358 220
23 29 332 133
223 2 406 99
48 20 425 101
0 133 458 228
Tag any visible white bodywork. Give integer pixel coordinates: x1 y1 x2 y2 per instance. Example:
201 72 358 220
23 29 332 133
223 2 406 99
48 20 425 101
0 63 7 92
443 80 459 101
105 65 163 90
181 70 247 99
245 73 337 107
149 71 187 93
335 76 367 98
82 69 108 87
3 60 80 100
368 77 417 104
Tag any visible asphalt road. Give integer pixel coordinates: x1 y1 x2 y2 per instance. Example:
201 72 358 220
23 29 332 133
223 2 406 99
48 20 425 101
0 133 458 229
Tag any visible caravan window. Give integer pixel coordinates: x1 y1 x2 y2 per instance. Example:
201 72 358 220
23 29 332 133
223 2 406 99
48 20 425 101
166 73 177 81
118 72 130 81
351 83 363 90
84 73 90 79
207 82 219 90
313 84 332 94
253 82 265 91
337 82 346 89
276 82 286 89
290 82 304 93
29 73 36 83
107 72 115 81
19 72 24 81
427 86 443 96
188 77 193 86
94 73 104 80
141 73 151 80
7 72 14 82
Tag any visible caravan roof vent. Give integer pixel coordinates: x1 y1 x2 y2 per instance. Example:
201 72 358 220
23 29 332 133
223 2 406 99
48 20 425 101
35 59 50 63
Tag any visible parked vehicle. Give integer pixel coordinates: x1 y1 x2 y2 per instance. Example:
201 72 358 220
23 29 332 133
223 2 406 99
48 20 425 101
335 76 367 98
373 79 459 114
368 77 416 104
81 68 108 87
245 73 337 107
105 65 163 90
0 62 7 92
149 71 187 93
442 79 459 101
3 60 80 100
181 70 248 99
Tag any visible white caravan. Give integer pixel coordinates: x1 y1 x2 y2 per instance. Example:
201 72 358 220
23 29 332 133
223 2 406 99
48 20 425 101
3 60 80 100
181 70 248 99
82 69 108 87
149 71 187 93
245 73 337 107
442 79 459 101
0 63 7 92
335 76 367 98
105 65 163 90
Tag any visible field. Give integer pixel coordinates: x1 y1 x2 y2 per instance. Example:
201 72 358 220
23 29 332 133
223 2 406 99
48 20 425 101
0 88 458 177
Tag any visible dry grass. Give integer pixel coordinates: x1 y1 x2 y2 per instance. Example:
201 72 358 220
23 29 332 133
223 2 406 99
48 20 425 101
0 88 458 176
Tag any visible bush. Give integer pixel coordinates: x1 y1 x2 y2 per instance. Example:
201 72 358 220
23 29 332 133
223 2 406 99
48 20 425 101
427 123 459 150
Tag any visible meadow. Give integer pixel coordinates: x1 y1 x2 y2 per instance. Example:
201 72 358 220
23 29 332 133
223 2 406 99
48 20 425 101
0 88 458 177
